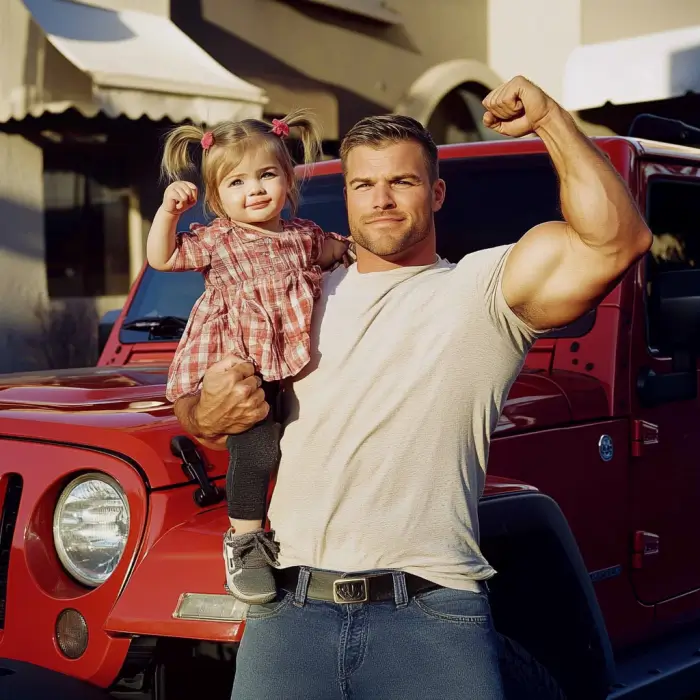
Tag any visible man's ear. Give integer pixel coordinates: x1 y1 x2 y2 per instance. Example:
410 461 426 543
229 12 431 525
432 178 446 213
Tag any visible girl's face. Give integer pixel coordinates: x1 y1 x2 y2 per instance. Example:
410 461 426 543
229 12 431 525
217 146 288 231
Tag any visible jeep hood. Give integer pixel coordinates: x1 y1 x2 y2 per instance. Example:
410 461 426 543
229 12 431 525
0 365 230 488
0 365 608 488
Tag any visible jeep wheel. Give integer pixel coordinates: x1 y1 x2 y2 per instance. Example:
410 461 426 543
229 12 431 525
498 634 567 700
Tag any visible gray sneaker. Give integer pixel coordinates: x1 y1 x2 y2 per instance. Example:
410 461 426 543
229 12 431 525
223 528 280 604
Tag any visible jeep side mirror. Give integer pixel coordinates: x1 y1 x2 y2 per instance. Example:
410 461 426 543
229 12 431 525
652 269 700 362
98 309 121 356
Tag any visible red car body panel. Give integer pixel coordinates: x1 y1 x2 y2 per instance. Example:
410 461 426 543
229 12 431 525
0 442 147 685
3 135 700 688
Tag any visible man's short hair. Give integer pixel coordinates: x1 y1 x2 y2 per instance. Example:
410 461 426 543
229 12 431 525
339 115 439 183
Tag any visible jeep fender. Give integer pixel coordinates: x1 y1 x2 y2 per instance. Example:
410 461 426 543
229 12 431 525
105 506 244 643
106 485 614 697
479 490 615 700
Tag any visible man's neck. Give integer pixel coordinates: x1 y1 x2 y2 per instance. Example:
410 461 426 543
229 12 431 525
356 237 437 273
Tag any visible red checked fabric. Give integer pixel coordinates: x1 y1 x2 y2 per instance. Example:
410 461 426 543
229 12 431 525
166 217 345 401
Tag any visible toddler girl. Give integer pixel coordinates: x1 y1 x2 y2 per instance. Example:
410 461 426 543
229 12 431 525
146 110 350 604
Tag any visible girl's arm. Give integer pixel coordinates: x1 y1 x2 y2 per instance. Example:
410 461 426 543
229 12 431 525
146 181 198 271
316 237 352 270
303 220 352 270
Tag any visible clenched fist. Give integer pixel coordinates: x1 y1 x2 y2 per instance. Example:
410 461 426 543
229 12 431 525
482 76 558 138
163 180 198 215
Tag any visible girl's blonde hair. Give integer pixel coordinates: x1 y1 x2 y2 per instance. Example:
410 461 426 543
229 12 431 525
161 109 322 218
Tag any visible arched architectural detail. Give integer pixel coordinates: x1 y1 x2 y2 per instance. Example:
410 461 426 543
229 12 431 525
395 59 503 126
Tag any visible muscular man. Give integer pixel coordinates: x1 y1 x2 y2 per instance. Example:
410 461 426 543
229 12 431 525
175 77 651 699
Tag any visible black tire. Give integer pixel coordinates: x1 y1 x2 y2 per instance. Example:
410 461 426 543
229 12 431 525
498 634 567 700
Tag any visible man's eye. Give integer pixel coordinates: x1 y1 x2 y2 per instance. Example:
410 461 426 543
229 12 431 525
354 183 370 191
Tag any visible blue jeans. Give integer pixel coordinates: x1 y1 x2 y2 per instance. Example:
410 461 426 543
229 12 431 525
231 568 505 700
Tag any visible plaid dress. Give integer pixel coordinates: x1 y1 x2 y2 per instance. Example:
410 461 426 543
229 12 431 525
165 217 345 402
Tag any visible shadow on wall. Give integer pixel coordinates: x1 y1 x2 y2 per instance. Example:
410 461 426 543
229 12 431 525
12 296 100 370
0 196 99 372
172 0 385 140
0 195 46 263
2 300 100 373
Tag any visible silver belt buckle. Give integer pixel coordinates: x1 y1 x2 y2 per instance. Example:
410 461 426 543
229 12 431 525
333 577 369 604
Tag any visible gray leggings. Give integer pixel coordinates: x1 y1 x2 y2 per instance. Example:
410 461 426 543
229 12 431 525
225 381 280 521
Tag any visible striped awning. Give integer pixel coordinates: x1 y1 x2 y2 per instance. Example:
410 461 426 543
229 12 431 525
1 0 267 124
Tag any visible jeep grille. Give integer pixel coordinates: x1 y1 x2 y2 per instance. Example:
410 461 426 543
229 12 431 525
0 474 22 628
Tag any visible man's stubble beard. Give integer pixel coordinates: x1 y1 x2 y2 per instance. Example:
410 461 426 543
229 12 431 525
349 215 431 258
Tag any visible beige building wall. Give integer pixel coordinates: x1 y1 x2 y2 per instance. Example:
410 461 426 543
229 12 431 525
581 0 700 44
0 133 49 373
487 0 700 128
201 0 488 107
66 0 169 15
487 0 582 103
179 0 491 134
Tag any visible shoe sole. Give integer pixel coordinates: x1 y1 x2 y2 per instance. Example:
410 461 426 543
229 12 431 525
224 581 277 605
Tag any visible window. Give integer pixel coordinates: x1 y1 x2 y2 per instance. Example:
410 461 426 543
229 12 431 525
295 154 564 261
645 178 700 350
434 155 563 261
44 143 132 298
123 153 595 342
119 269 205 345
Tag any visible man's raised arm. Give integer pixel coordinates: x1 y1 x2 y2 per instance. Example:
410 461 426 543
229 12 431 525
482 76 653 330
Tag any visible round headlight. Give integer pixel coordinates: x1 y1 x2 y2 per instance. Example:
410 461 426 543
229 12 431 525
53 474 130 587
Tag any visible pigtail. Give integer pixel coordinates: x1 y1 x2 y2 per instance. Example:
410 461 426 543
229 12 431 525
161 124 205 182
280 108 323 166
274 109 322 215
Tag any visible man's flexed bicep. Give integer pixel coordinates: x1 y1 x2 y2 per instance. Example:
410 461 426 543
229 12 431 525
482 76 652 331
501 220 642 330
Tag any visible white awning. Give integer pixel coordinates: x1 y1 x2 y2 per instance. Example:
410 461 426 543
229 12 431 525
1 0 266 124
563 25 700 111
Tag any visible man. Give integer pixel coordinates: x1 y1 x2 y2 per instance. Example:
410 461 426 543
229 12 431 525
174 77 651 698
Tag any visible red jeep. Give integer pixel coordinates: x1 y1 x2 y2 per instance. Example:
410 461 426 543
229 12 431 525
2 115 700 700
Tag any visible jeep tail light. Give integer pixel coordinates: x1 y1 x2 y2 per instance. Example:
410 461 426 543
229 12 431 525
53 473 130 587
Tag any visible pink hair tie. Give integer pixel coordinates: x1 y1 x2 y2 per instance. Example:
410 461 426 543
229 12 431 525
201 131 214 150
271 119 289 138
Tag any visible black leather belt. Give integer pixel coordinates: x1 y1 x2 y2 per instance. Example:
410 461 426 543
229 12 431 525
275 566 441 604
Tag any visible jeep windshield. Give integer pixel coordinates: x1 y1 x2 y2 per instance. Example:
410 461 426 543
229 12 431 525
120 153 593 344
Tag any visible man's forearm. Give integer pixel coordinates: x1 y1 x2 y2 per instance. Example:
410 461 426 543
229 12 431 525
535 106 650 254
172 395 228 449
173 395 202 435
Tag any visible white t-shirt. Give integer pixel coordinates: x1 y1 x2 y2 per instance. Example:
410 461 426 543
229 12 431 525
268 244 539 590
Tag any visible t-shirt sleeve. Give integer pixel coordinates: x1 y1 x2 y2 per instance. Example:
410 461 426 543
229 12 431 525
171 223 212 272
459 244 547 355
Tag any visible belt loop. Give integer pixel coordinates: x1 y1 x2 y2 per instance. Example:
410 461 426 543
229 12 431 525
392 571 409 609
293 567 311 607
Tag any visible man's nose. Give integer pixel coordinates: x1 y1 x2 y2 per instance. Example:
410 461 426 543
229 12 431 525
371 184 396 210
